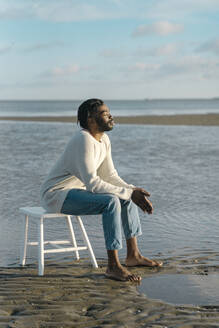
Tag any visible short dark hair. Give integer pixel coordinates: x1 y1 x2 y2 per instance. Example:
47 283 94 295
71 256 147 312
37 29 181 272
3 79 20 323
77 98 104 129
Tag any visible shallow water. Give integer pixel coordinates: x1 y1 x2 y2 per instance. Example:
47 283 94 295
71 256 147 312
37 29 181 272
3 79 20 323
139 273 219 306
0 121 219 304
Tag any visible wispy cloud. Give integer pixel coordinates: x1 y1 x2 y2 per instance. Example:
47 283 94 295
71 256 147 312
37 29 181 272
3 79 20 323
99 48 128 58
1 0 218 22
196 39 219 55
132 21 184 37
41 63 94 78
0 1 34 20
24 41 64 52
121 56 219 80
100 43 180 60
135 43 180 57
130 62 160 71
166 56 219 80
146 0 219 19
33 1 120 22
0 44 13 55
49 64 81 77
0 0 125 22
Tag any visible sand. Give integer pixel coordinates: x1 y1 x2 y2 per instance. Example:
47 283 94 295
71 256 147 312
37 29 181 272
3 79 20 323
1 256 219 328
1 113 219 125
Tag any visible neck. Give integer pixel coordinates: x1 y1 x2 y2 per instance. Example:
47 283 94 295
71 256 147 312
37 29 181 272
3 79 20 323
87 127 104 142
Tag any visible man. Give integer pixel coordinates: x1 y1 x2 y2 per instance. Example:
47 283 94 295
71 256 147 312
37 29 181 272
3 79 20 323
40 99 162 282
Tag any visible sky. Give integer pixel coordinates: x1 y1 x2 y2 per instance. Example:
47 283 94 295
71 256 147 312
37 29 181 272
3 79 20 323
0 0 219 100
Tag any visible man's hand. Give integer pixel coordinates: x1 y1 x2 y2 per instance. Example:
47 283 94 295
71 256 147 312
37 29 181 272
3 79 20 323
131 188 153 214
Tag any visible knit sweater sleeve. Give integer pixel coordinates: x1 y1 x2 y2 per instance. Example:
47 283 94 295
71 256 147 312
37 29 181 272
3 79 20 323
97 135 135 189
71 132 133 200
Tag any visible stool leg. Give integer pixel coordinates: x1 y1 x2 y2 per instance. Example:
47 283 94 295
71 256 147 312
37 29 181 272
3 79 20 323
76 216 98 268
20 215 29 266
66 216 80 260
38 217 44 276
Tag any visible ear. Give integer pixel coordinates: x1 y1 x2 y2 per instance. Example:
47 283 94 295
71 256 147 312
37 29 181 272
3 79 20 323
87 115 95 128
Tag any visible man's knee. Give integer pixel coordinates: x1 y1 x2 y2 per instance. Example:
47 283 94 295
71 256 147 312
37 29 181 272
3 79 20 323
120 198 134 208
104 194 121 211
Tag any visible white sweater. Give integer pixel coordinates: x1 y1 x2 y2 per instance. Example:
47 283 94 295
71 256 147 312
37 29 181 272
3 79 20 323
40 129 134 213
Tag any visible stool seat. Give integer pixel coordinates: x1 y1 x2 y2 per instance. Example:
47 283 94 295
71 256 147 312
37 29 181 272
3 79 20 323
20 207 68 218
19 206 98 276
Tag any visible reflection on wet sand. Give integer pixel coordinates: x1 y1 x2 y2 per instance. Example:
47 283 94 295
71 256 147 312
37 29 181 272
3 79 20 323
139 273 219 306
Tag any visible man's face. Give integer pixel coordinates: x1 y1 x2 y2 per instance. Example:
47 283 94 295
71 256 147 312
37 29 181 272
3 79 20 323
93 104 114 132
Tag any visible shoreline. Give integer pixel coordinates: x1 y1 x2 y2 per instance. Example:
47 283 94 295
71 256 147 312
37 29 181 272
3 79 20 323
0 113 219 125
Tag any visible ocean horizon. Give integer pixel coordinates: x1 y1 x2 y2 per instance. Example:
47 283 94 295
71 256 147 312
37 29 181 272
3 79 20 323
0 99 219 117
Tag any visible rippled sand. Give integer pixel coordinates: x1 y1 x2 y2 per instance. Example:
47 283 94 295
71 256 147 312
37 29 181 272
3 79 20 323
1 113 219 125
1 255 219 328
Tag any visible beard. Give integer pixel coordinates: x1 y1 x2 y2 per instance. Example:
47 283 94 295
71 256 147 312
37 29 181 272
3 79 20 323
95 116 114 132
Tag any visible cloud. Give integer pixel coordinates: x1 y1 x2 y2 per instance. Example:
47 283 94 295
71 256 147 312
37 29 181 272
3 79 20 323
146 0 219 20
34 1 118 22
159 56 205 77
135 43 180 57
99 48 127 58
0 44 13 55
0 1 35 20
121 56 219 80
41 63 94 78
24 41 64 52
132 21 184 37
126 62 161 74
0 0 218 22
50 64 81 77
196 39 219 55
100 43 180 61
0 0 126 22
164 56 219 80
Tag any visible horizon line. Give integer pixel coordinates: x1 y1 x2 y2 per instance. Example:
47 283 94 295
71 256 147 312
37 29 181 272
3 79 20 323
0 97 219 101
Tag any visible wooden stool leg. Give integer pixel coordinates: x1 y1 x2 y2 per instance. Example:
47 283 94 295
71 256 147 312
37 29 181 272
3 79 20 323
66 216 80 260
76 216 98 268
38 217 44 276
20 215 29 266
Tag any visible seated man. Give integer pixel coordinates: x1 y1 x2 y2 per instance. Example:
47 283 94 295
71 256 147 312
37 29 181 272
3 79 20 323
40 98 162 282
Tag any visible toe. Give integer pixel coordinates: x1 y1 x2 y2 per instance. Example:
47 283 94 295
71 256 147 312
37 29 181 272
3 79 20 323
154 260 163 267
131 274 141 282
127 275 134 282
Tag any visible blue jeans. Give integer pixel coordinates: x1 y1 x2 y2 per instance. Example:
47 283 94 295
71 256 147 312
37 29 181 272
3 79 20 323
61 189 142 250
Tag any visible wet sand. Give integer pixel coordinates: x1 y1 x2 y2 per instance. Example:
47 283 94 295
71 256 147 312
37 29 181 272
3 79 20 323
1 113 219 125
1 256 219 327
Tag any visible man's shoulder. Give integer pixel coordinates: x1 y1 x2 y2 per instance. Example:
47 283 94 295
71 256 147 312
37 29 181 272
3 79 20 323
74 130 110 143
70 129 92 142
65 129 88 149
68 130 110 147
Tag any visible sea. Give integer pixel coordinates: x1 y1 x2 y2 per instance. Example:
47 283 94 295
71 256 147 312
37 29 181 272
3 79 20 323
0 99 219 306
0 98 219 117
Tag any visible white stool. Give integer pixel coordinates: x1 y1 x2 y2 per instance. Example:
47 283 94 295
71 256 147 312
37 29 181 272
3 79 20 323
19 207 98 276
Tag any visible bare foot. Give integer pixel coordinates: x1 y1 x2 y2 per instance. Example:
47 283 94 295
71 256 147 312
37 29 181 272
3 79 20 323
105 264 141 282
125 255 163 267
